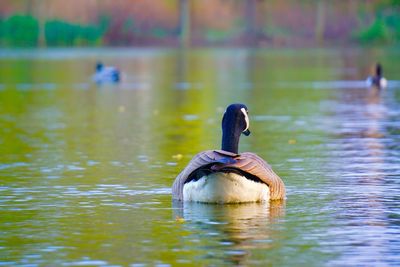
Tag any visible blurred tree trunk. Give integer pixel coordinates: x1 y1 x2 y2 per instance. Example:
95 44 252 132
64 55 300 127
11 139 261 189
245 0 257 46
315 0 326 46
179 0 190 48
26 0 33 14
26 0 46 47
37 0 46 47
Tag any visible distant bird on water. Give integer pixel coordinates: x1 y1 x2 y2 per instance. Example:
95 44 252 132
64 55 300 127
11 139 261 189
172 103 286 203
93 62 120 84
366 63 387 89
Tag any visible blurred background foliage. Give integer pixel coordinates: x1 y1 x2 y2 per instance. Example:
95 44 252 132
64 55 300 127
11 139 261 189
0 0 399 47
44 20 104 46
0 15 38 46
357 0 400 44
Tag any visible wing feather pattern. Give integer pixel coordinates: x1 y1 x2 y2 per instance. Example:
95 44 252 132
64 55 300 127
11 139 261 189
172 150 286 201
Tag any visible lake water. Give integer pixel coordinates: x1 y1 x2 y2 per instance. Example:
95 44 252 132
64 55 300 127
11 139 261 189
0 48 399 266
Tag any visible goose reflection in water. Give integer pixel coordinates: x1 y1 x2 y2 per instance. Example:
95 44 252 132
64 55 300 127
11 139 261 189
173 200 285 265
326 82 395 264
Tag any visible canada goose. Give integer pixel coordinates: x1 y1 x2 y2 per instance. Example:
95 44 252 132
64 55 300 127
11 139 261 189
93 62 120 84
172 103 286 203
366 63 387 89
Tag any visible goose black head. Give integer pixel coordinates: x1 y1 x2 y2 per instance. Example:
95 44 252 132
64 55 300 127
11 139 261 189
221 103 251 154
96 62 104 72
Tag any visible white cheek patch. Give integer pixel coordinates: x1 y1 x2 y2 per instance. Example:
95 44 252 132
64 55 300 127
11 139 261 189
240 108 249 132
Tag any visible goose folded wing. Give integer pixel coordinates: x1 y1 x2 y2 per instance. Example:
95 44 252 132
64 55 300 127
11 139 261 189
210 152 286 200
172 151 286 201
172 150 237 201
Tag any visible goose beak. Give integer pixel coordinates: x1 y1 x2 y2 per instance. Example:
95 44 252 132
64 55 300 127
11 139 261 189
243 129 251 136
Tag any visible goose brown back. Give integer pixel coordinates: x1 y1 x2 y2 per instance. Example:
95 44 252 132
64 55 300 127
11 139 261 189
172 150 286 201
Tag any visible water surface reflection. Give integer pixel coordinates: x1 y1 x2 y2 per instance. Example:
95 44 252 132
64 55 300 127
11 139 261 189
173 201 285 265
0 48 399 266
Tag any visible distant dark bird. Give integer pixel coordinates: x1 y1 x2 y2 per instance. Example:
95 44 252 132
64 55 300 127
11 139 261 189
172 103 286 203
366 63 387 89
93 62 120 84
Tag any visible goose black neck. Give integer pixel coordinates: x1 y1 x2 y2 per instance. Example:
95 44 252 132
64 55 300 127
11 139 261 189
221 122 241 154
376 64 382 77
